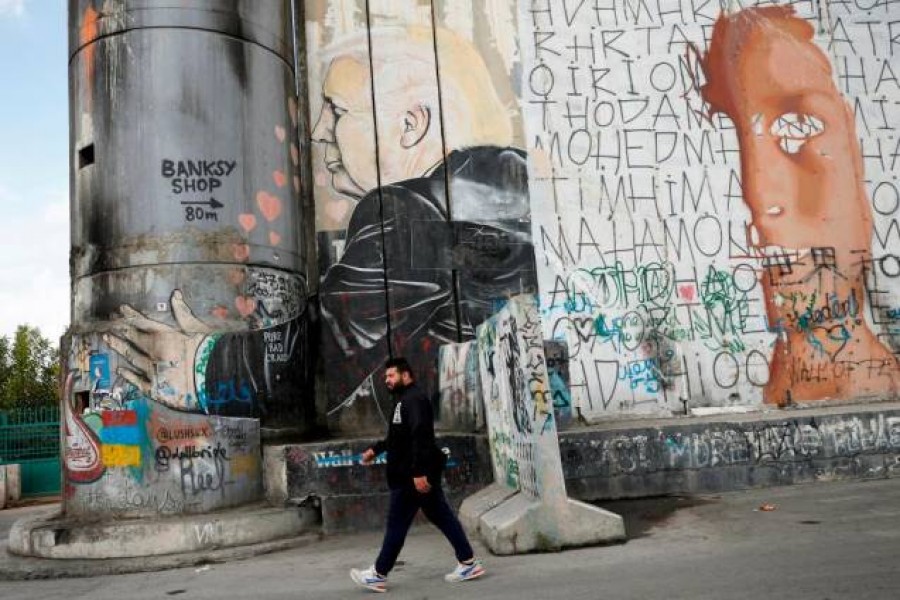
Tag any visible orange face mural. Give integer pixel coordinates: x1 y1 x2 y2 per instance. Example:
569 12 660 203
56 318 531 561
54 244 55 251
701 7 900 404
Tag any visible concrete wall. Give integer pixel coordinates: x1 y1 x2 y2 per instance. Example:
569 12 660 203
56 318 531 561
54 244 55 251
521 1 900 419
302 0 900 435
271 434 492 532
66 1 313 517
437 342 485 432
561 404 900 499
304 0 537 435
63 378 263 517
271 403 900 531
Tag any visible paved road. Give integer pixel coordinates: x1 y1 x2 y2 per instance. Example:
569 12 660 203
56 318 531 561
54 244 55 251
3 478 899 599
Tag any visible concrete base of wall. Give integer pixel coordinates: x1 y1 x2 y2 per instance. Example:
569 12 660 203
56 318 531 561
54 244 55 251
7 502 319 559
460 484 625 555
560 402 900 501
264 403 900 533
267 434 494 534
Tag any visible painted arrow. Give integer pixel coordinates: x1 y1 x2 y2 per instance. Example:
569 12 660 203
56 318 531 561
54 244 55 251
180 198 224 209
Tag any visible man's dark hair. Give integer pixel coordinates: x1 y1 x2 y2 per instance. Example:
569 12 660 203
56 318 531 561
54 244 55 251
384 357 413 376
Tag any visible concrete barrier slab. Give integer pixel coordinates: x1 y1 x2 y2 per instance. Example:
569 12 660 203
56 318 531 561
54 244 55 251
473 492 625 555
458 483 517 535
460 296 626 555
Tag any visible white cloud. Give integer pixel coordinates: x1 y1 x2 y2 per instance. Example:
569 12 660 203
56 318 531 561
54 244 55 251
0 0 25 18
0 187 70 342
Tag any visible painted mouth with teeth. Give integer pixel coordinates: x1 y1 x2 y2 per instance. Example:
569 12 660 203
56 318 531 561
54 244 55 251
756 245 811 259
749 225 811 260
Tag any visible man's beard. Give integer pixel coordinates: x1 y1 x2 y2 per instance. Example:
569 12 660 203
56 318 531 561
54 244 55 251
388 381 409 394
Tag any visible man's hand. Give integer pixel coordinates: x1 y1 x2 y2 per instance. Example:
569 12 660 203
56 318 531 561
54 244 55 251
413 476 431 494
360 448 376 465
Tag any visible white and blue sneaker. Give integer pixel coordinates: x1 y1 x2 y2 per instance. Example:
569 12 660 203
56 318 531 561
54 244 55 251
350 566 387 593
444 558 486 582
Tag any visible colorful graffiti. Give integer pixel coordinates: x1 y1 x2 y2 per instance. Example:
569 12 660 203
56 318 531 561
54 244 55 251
94 285 307 419
63 279 306 513
63 389 262 516
306 1 536 433
520 0 900 420
699 6 900 403
476 295 565 498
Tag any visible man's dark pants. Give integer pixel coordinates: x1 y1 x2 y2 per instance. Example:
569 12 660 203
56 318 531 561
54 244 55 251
375 485 474 576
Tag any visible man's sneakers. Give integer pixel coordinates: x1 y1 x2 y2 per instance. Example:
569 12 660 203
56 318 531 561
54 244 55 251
350 566 387 593
350 560 485 592
444 558 486 582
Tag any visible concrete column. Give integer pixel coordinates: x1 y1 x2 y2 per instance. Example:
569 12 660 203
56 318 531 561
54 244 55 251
65 0 311 518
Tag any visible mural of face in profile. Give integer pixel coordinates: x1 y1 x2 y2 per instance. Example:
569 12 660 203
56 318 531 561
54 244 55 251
311 25 536 428
311 26 516 201
700 7 900 404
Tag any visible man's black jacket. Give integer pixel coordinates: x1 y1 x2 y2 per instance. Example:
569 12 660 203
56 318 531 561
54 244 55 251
372 383 445 490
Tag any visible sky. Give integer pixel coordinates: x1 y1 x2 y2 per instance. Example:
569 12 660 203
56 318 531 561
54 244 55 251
0 0 69 342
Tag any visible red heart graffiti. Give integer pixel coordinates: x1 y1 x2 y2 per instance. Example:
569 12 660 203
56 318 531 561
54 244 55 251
235 296 258 318
257 191 282 222
269 231 282 245
678 285 696 302
274 125 286 142
273 170 287 188
238 213 257 232
211 305 229 320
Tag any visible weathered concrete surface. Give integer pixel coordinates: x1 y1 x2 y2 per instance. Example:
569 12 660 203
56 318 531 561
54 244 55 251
560 402 900 501
268 434 493 533
265 402 900 533
458 484 517 535
0 468 6 510
7 502 318 559
463 296 625 554
263 441 290 506
0 534 320 581
464 490 625 555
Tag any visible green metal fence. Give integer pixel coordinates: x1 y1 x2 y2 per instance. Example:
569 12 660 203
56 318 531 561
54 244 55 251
0 406 61 497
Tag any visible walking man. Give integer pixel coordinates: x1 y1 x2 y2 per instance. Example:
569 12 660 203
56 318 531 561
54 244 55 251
350 357 485 593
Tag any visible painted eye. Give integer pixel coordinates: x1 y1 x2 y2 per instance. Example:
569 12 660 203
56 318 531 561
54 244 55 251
328 100 347 119
770 113 825 154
